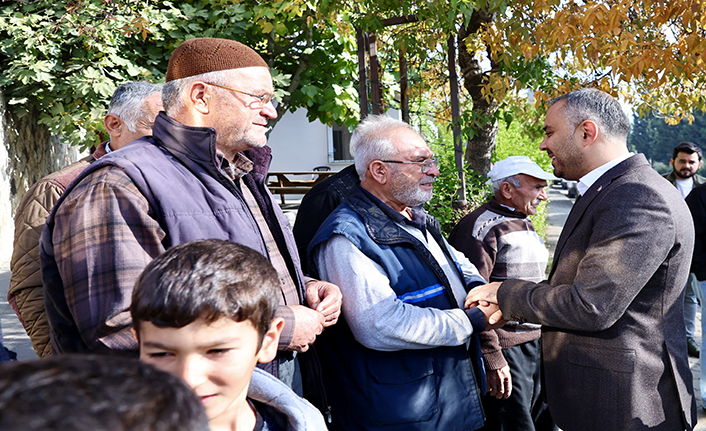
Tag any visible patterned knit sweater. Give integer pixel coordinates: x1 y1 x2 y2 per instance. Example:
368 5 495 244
449 198 548 370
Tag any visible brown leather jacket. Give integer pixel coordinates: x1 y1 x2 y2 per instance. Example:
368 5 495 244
9 145 106 357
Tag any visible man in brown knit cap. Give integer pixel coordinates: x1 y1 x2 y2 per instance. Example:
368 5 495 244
10 81 162 358
40 38 342 401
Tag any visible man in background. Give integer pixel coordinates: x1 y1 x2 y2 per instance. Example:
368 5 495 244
663 141 705 358
40 39 340 407
686 183 706 411
309 115 497 431
9 81 162 357
449 156 557 431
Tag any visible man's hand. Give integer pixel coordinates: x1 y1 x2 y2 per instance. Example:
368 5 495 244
486 365 512 399
287 305 325 352
305 280 342 327
465 282 502 308
475 301 507 330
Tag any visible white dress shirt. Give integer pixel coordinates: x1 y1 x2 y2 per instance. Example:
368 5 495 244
577 153 634 196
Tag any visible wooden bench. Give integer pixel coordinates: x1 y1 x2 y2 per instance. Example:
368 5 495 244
267 171 339 204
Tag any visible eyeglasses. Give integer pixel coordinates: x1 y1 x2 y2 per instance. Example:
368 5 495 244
204 82 276 108
380 157 440 174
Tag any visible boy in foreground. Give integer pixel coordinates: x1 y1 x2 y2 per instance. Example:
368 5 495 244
130 239 327 431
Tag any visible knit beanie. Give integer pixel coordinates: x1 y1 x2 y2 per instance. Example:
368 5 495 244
166 38 268 82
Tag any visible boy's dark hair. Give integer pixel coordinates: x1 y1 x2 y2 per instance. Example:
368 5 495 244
0 354 209 431
131 239 279 344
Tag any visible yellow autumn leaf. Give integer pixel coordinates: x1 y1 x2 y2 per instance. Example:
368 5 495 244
258 19 274 34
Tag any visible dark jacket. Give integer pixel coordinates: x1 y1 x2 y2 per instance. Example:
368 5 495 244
293 164 359 275
686 183 706 281
308 186 486 431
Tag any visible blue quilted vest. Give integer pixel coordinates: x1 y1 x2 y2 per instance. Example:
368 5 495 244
307 186 485 431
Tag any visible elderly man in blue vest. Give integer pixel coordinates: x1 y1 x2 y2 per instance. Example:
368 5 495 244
308 114 500 431
40 38 342 398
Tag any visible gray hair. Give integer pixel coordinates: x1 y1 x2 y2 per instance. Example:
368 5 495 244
547 88 630 143
349 115 416 181
162 70 233 117
491 175 521 194
108 81 163 132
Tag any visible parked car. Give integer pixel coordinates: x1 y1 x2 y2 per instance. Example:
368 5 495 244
566 181 578 198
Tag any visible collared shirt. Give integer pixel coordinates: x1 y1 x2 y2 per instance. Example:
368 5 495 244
219 152 255 180
498 203 516 212
241 180 300 307
577 152 634 196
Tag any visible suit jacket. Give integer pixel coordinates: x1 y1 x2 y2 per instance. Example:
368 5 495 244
497 154 696 431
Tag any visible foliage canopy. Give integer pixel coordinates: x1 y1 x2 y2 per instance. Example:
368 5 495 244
481 0 706 123
2 0 705 166
0 0 360 149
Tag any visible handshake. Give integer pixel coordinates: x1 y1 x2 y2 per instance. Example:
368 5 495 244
465 281 507 330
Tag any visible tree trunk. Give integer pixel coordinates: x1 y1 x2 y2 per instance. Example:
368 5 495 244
458 10 499 176
0 93 80 262
2 97 84 211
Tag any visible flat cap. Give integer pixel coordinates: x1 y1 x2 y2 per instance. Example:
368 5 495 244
486 156 557 184
166 37 268 82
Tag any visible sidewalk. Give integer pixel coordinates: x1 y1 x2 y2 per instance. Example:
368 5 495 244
547 184 706 429
0 264 37 361
691 313 706 430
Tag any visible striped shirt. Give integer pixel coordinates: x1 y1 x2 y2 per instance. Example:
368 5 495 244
449 198 547 370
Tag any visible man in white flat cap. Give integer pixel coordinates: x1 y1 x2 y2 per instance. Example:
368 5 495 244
449 155 557 431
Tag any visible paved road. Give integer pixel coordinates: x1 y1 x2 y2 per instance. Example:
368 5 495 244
0 264 37 360
546 183 573 259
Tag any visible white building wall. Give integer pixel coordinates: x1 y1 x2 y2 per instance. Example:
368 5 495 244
267 108 401 173
267 109 351 172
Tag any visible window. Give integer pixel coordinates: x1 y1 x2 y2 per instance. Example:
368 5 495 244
329 122 353 163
